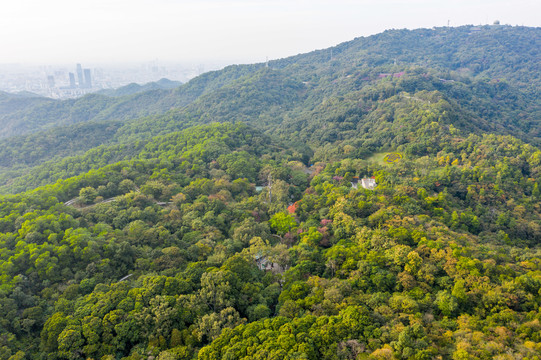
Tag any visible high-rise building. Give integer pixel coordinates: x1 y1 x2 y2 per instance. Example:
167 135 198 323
69 73 76 88
83 69 92 89
76 63 84 88
47 75 55 88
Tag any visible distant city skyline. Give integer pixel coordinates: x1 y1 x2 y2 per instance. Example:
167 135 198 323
0 0 539 65
0 60 206 98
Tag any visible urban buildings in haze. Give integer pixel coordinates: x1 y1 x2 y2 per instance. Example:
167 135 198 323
83 68 92 88
47 76 55 88
69 73 76 88
76 64 84 88
72 64 92 88
0 60 216 99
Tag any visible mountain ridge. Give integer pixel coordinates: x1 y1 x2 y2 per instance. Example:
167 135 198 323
0 25 539 193
95 78 182 97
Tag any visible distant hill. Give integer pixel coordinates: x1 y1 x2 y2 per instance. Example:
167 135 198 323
96 78 182 97
0 91 53 116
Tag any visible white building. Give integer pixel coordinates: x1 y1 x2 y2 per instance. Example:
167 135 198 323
361 178 377 190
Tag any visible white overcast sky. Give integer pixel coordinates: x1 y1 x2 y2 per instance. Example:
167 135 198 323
0 0 539 65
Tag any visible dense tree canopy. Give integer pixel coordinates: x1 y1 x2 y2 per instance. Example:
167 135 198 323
0 25 540 360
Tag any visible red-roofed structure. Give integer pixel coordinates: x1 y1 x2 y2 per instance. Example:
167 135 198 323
288 202 298 214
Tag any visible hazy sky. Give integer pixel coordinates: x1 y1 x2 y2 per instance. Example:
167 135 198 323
1 0 539 65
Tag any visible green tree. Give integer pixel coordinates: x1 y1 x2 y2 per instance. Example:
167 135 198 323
79 186 98 204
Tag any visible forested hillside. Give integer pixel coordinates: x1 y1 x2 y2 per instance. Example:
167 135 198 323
0 25 539 194
95 79 182 97
1 67 538 193
0 25 540 360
